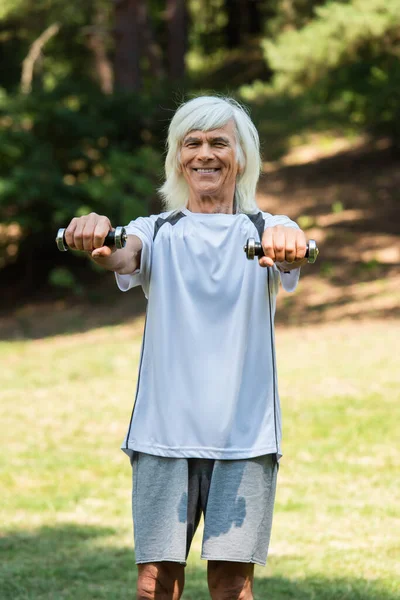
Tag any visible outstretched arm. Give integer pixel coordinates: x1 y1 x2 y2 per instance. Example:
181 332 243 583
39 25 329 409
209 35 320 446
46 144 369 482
64 212 143 274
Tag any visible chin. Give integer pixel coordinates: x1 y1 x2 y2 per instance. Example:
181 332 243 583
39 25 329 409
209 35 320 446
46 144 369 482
196 185 220 194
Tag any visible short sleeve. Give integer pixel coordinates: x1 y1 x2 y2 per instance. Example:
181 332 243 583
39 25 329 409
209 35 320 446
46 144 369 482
114 215 156 298
275 265 301 293
262 212 301 294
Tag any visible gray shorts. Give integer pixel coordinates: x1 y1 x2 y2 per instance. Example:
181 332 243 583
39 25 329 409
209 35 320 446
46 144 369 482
130 452 278 566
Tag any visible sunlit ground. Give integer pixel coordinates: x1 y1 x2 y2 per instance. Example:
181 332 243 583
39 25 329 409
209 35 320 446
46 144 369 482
1 316 399 599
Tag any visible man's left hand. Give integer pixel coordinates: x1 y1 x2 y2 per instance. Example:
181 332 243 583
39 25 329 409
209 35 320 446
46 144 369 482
259 225 308 270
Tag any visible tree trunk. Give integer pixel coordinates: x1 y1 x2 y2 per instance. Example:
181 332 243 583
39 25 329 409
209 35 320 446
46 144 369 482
86 9 114 94
225 0 257 47
166 0 186 80
137 1 164 80
114 0 141 92
248 0 263 35
225 0 241 48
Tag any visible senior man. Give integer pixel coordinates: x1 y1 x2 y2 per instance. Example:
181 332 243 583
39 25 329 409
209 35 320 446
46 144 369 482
65 96 308 600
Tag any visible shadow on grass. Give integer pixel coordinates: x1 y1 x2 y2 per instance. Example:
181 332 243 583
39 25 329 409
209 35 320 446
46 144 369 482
254 575 398 600
0 283 148 341
0 524 397 600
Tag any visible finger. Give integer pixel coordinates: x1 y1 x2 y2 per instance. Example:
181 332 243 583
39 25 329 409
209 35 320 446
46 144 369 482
284 228 297 263
93 218 112 249
65 218 78 250
92 246 112 258
295 230 307 261
259 256 274 268
73 217 87 251
273 226 286 263
82 214 97 252
261 228 275 262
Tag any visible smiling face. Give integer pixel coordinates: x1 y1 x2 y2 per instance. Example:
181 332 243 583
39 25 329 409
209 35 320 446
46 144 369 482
179 120 241 211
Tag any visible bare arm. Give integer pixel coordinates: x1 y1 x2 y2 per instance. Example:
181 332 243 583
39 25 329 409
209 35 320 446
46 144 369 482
65 212 143 274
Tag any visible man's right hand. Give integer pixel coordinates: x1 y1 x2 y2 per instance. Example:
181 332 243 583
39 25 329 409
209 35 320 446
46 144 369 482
65 213 114 258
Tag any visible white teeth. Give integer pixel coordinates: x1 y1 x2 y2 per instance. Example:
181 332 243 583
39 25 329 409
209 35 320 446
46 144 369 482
196 169 218 173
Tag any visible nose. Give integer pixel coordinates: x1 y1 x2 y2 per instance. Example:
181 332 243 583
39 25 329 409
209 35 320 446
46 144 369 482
197 141 213 161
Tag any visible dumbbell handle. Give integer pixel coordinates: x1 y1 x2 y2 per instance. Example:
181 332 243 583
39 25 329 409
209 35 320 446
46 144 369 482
56 227 127 252
244 238 319 263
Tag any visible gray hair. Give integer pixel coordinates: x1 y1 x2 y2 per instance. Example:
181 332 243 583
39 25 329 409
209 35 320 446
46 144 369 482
158 96 261 214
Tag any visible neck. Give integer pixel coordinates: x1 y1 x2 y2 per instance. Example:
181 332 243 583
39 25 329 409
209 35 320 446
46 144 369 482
186 194 236 214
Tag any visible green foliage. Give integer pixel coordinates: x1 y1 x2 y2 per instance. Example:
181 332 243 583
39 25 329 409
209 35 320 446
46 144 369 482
263 0 400 140
266 0 329 37
297 215 316 230
1 0 400 301
48 267 76 289
188 0 227 53
0 83 165 290
80 147 162 227
0 0 106 92
0 0 25 20
332 201 344 213
0 85 165 232
264 0 400 89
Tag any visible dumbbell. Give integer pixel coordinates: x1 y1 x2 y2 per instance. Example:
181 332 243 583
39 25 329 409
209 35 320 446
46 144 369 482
244 238 319 263
55 227 127 252
56 226 319 263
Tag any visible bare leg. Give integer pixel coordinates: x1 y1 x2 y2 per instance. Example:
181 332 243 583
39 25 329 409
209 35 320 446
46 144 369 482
136 561 185 600
207 560 254 600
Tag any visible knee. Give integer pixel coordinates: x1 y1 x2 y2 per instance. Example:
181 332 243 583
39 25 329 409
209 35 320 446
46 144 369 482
137 562 184 600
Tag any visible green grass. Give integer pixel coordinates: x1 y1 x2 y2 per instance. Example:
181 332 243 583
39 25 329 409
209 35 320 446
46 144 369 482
1 318 399 599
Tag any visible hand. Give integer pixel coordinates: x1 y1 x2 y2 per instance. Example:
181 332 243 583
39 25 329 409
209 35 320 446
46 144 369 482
64 213 114 258
259 225 308 268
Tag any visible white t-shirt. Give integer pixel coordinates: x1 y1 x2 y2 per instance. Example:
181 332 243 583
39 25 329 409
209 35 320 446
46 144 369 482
115 208 301 462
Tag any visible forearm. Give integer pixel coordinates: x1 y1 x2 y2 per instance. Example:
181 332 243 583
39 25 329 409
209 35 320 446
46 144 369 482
88 249 128 272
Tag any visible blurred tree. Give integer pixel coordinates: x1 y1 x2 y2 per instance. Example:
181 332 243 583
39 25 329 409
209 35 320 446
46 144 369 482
114 0 141 91
263 0 400 141
266 0 328 36
84 4 114 94
0 0 109 92
248 0 264 35
166 0 187 80
225 0 264 48
2 0 399 304
0 86 166 301
137 1 164 80
225 0 245 48
0 1 171 301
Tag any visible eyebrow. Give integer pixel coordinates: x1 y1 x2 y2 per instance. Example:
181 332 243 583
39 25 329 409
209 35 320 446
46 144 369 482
183 135 231 145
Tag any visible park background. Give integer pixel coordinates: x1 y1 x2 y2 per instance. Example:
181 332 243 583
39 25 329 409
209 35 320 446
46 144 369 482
0 1 399 598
